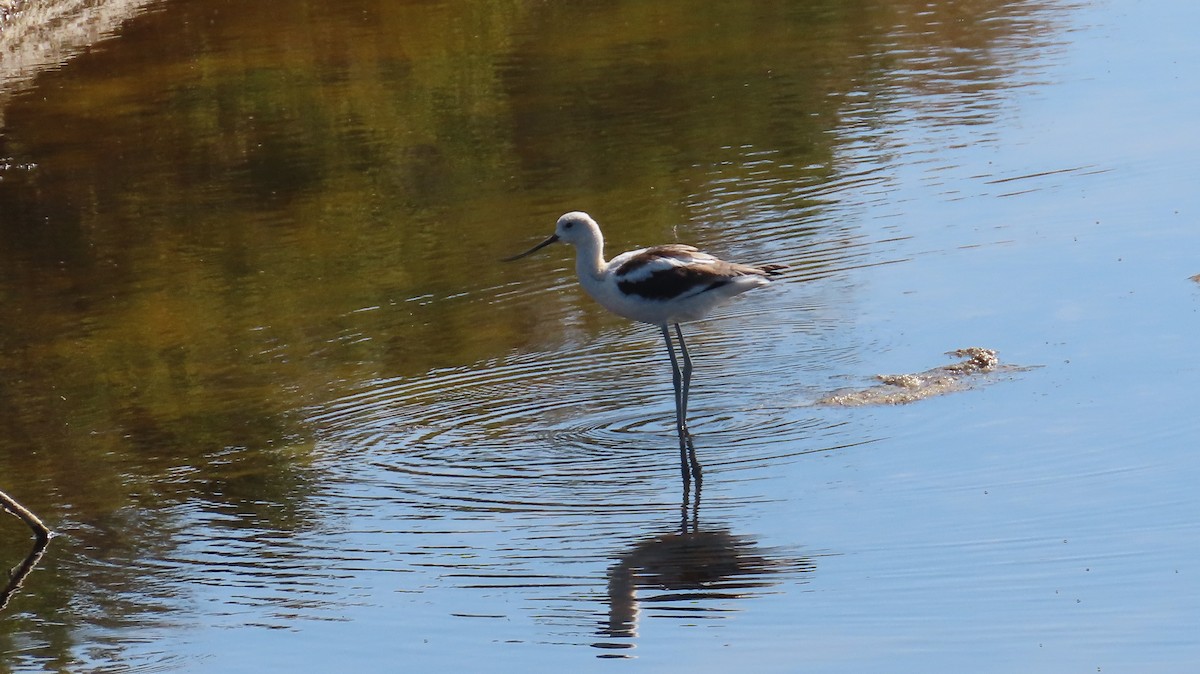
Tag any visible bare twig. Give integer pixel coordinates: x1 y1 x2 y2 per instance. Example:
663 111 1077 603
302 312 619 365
0 488 49 545
1 488 52 610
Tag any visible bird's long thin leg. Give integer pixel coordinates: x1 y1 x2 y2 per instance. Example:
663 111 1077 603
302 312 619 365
674 324 701 483
674 324 693 423
661 324 690 484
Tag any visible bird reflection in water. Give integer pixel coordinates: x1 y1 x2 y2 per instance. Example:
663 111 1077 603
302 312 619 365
593 474 815 656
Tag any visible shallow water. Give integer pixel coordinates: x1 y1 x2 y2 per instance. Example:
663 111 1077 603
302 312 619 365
2 0 1199 671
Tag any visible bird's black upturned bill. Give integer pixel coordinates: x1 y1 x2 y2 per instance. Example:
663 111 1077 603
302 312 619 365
502 234 560 261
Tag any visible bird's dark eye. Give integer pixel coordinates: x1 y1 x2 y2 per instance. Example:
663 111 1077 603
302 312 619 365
564 222 574 229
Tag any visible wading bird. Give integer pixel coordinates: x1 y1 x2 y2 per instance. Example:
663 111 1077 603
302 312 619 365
504 211 783 484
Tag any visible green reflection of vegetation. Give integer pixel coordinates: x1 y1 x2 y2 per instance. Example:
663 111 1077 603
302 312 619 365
0 0 1061 667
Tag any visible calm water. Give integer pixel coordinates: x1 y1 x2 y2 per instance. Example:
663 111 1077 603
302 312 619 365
2 0 1199 671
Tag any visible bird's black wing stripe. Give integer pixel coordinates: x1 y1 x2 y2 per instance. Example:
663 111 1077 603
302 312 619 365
614 246 698 277
617 267 733 300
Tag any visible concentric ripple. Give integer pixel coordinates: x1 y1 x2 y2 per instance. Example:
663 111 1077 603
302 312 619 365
308 289 872 523
284 137 899 650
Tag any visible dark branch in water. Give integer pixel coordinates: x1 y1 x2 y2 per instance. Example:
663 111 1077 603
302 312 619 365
1 488 51 611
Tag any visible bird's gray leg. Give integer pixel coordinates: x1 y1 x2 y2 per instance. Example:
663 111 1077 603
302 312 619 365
661 324 690 484
676 323 700 477
674 324 693 424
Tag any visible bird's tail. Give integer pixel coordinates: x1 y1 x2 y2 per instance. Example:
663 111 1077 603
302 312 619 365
758 263 788 277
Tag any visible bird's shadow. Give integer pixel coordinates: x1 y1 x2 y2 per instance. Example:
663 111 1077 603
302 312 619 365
591 467 815 656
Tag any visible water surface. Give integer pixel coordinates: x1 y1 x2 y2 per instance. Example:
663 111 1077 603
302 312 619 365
2 0 1199 671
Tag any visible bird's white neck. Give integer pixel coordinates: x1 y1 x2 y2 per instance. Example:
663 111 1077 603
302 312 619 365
573 232 607 281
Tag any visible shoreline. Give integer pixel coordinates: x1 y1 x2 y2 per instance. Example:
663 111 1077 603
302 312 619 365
0 0 158 125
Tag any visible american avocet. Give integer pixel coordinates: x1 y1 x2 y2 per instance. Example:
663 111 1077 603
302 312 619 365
504 211 784 484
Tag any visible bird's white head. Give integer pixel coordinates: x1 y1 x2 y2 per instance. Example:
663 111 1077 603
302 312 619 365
502 211 603 262
553 211 601 248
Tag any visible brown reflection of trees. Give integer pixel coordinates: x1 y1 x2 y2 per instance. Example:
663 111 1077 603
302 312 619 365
595 483 814 655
